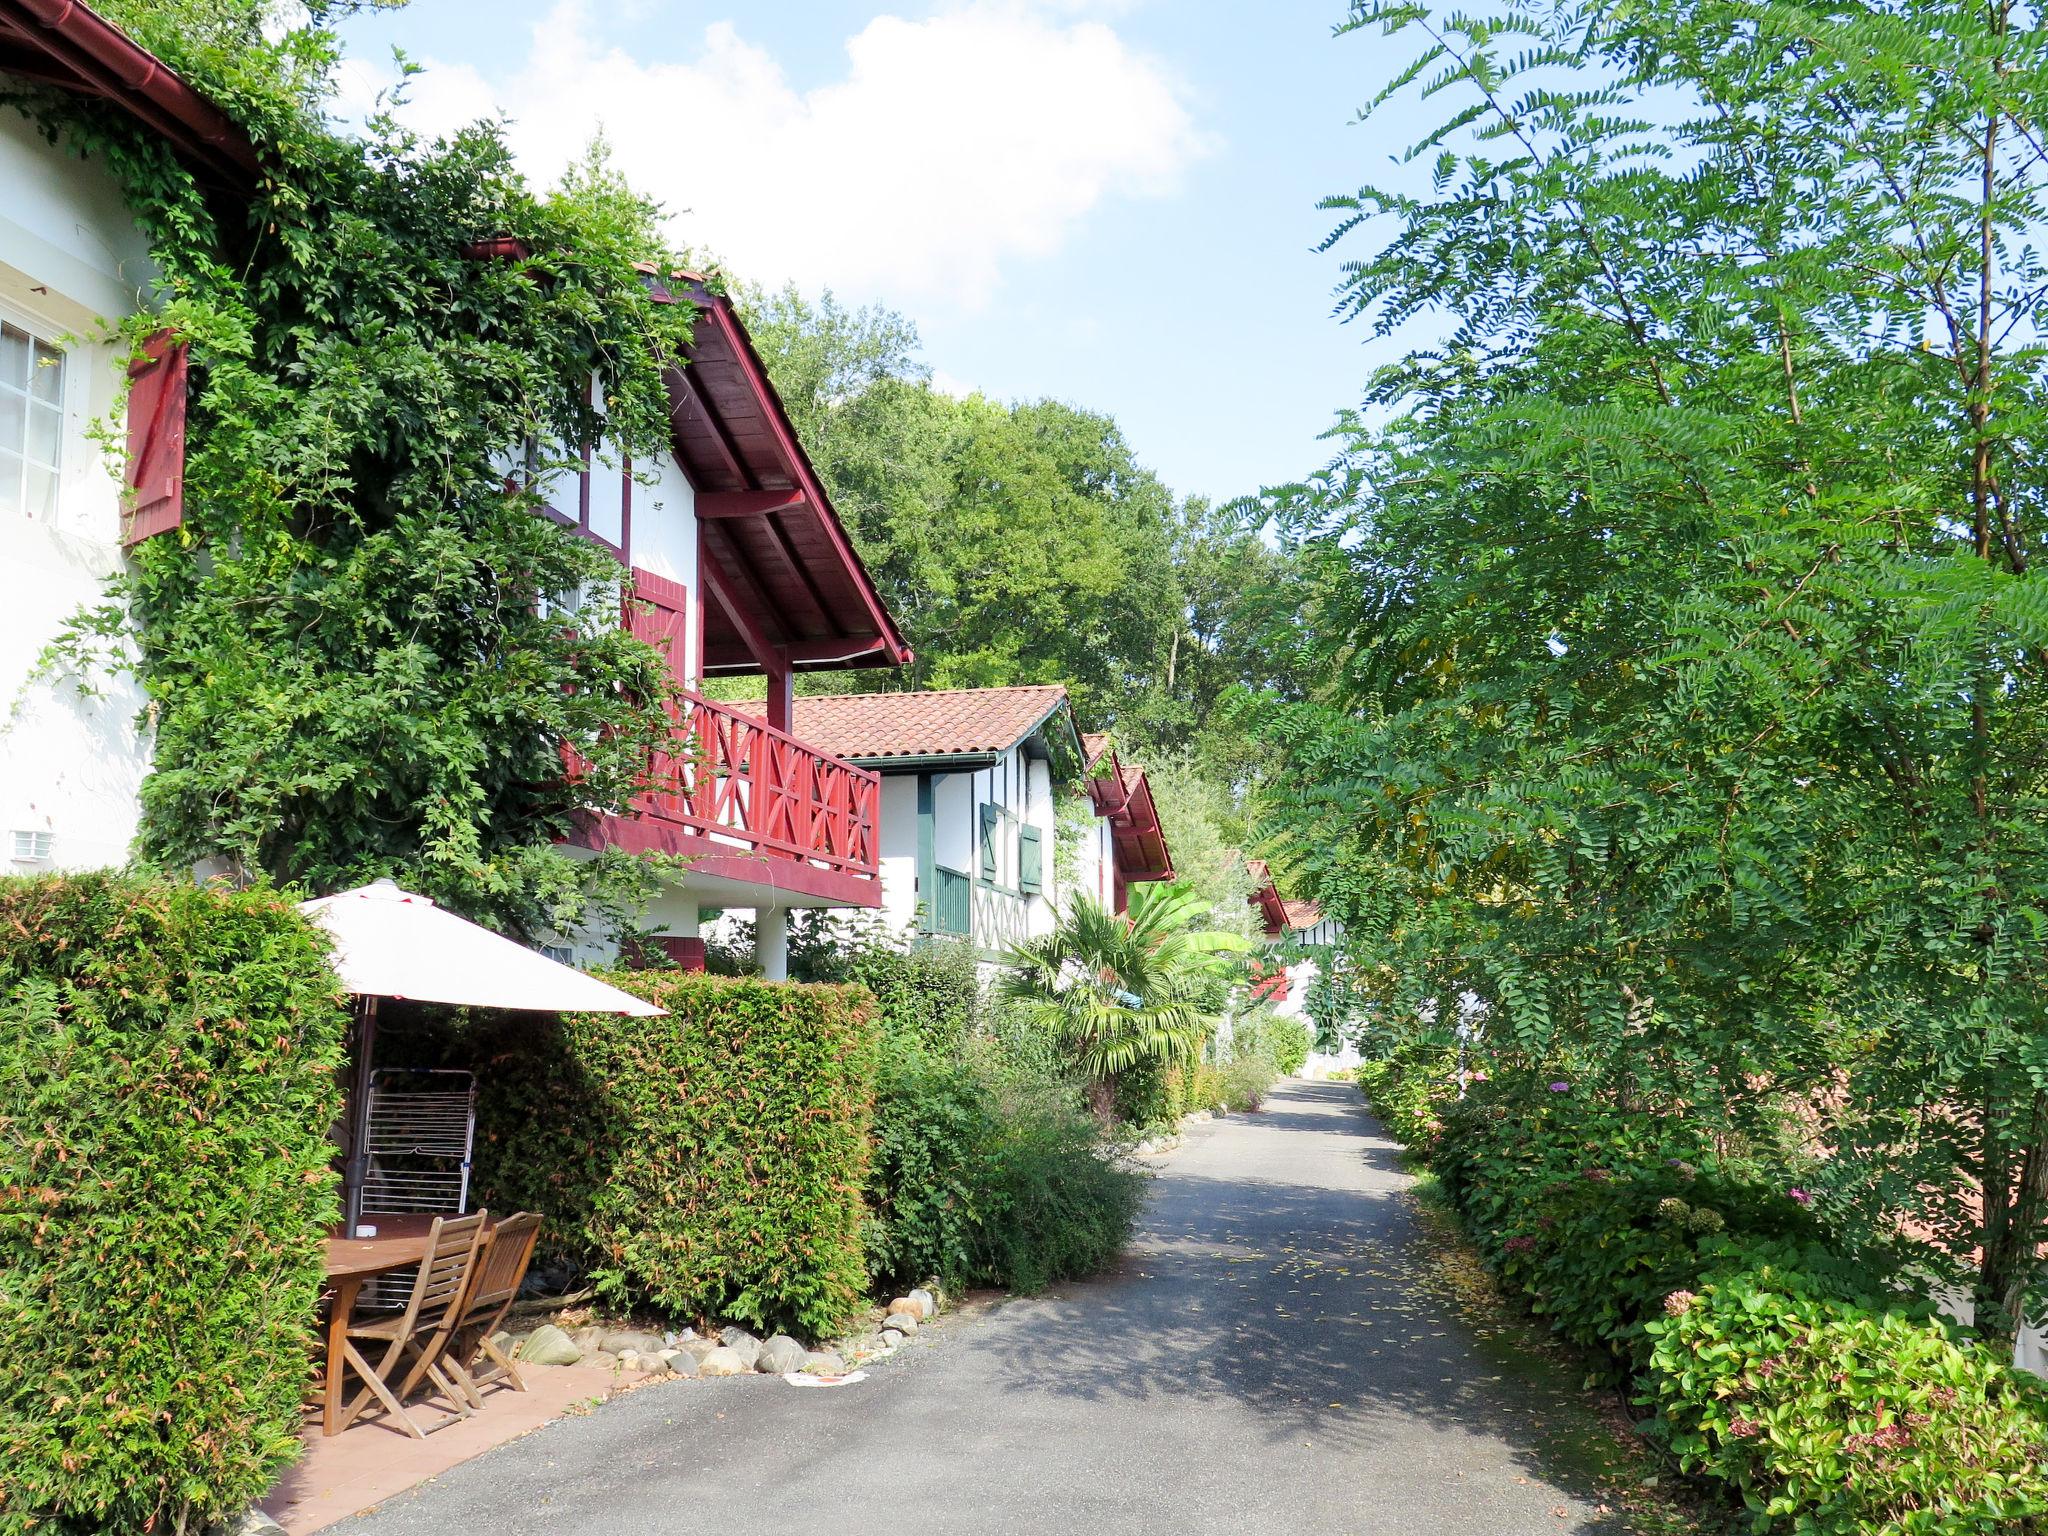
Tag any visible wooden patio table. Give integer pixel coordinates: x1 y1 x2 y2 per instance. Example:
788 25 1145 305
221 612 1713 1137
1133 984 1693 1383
322 1212 494 1437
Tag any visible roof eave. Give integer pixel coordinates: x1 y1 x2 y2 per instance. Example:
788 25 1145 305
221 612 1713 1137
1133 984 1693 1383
1 0 260 189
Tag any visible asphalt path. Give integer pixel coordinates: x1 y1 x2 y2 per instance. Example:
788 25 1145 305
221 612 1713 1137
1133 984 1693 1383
339 1079 1630 1535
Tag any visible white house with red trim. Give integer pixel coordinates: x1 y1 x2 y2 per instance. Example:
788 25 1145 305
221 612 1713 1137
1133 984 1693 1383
717 690 1175 967
0 5 914 980
1243 858 1355 1077
0 0 250 880
543 268 914 978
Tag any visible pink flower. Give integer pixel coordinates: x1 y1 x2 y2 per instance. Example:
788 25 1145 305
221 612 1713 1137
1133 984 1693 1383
1664 1290 1699 1317
1788 1188 1813 1206
1725 1417 1762 1440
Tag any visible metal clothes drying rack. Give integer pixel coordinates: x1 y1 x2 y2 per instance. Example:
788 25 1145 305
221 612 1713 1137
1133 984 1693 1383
361 1067 476 1215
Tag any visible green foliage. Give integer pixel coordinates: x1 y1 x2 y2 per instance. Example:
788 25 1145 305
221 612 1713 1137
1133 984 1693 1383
466 972 880 1340
858 938 1146 1296
844 937 980 1054
741 287 1323 755
1220 1050 1276 1114
1256 0 2048 1344
1374 1063 2048 1533
8 15 693 940
864 1032 1145 1297
1261 1015 1310 1073
0 873 346 1536
1650 1270 2048 1535
864 1033 997 1293
967 1056 1146 1294
1001 881 1250 1085
1353 1036 1459 1153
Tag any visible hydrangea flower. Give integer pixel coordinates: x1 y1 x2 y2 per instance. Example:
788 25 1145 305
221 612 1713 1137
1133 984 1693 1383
1548 1081 1570 1093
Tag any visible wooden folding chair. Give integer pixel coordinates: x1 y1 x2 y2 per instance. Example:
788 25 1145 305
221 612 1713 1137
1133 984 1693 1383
439 1211 544 1409
335 1211 488 1437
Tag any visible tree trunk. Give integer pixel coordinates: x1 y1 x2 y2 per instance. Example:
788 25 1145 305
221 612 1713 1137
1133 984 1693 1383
1976 1088 2047 1352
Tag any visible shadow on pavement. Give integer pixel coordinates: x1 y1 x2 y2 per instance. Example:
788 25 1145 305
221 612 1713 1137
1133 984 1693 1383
983 1081 1640 1535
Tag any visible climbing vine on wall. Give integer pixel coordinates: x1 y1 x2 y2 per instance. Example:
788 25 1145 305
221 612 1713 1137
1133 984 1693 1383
5 2 699 937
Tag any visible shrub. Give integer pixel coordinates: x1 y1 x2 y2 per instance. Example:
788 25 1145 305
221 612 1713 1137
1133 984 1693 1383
864 1033 1145 1296
1649 1267 2048 1535
1267 1014 1313 1075
1371 1061 2048 1534
1222 1049 1276 1112
966 1054 1146 1293
1111 1052 1179 1129
864 1035 996 1293
467 972 879 1339
1185 1058 1227 1112
0 873 347 1536
1354 1035 1459 1150
847 937 980 1053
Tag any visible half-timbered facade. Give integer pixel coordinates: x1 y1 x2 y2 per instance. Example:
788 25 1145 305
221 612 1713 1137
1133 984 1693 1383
732 689 1175 968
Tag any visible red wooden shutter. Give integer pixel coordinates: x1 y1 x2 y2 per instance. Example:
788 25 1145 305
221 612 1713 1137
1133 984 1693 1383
123 331 188 544
629 567 691 686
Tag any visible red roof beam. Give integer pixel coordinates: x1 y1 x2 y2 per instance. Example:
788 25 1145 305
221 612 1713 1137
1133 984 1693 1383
680 282 910 668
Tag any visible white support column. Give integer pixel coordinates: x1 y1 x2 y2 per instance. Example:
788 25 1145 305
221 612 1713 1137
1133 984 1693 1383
756 906 789 982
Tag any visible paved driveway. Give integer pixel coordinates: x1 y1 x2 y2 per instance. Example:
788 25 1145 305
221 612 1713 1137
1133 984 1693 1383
339 1080 1628 1535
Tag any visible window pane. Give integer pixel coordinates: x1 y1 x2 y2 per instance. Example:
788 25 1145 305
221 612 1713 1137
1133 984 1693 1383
0 449 22 517
25 463 55 521
29 341 61 405
0 389 21 455
0 325 26 392
26 401 58 466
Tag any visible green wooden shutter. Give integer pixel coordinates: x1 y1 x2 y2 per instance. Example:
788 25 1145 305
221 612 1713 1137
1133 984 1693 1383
1019 824 1043 894
936 867 972 935
979 803 999 881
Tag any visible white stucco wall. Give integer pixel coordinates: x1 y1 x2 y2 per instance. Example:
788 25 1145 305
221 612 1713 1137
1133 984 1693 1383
877 773 919 929
0 112 157 876
631 448 699 684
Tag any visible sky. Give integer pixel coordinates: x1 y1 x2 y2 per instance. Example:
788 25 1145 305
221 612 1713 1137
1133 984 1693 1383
331 0 1410 507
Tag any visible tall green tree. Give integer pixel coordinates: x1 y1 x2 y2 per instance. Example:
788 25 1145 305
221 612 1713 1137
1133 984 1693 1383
1256 0 2048 1347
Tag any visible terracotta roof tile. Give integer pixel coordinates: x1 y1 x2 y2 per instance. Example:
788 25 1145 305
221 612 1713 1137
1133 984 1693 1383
1281 898 1324 931
1082 732 1113 767
760 685 1073 761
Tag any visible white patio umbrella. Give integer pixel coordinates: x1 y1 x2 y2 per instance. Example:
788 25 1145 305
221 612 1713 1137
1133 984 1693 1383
299 879 665 1016
299 879 664 1231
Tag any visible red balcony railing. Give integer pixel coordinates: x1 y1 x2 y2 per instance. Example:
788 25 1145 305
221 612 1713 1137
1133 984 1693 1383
627 691 880 882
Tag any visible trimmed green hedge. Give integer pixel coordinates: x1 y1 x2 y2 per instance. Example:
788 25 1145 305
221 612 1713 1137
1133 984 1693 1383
468 972 880 1339
0 873 347 1536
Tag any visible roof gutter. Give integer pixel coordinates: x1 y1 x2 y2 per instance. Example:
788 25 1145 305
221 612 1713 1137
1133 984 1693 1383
6 0 260 186
844 751 1003 773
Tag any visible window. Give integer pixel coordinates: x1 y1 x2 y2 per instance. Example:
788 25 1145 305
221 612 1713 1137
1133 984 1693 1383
1 321 63 521
10 830 53 863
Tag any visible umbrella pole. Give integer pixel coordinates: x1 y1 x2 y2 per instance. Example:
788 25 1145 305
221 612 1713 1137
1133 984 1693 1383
343 995 378 1236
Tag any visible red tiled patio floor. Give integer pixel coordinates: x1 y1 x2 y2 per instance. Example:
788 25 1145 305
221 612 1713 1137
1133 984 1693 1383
261 1363 621 1534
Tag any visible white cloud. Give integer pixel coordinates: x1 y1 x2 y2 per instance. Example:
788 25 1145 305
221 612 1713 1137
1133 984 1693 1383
373 1 1208 309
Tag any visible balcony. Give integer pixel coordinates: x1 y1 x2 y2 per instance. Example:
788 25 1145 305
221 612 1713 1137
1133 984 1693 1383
570 691 883 907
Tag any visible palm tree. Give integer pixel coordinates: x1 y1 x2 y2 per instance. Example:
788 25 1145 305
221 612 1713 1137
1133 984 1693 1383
1001 882 1250 1096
